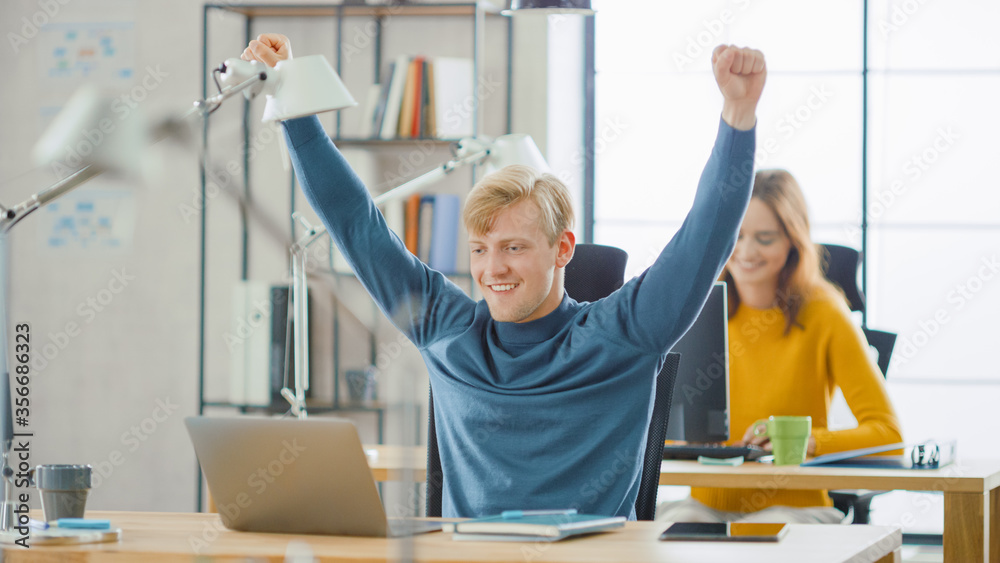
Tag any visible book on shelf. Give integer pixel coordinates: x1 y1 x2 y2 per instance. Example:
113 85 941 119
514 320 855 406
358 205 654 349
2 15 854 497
229 281 270 407
379 55 410 139
417 195 435 262
410 57 425 138
371 61 396 136
424 59 437 139
401 193 461 271
451 511 626 542
404 193 421 255
431 57 473 138
428 193 460 273
397 57 422 139
357 83 383 139
372 55 473 139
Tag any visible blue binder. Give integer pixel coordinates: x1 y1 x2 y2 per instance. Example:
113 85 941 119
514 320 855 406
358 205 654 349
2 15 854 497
428 194 460 273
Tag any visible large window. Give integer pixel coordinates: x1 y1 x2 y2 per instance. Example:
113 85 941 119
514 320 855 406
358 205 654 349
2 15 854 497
592 0 1000 532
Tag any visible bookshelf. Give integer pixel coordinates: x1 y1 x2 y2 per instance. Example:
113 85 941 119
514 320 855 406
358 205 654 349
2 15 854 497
194 0 511 504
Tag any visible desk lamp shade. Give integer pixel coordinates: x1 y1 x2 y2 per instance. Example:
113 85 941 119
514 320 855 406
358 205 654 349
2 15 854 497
503 0 594 15
32 85 145 175
262 55 357 122
483 134 550 175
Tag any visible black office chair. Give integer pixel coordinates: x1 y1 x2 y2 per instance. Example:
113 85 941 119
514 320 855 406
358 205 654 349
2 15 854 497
819 243 899 524
426 244 679 520
820 244 898 378
563 243 629 303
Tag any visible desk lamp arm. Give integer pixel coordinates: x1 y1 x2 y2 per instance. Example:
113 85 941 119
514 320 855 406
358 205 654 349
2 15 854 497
282 142 490 418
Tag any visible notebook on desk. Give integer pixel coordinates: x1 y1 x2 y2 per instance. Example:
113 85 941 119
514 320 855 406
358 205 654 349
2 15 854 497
801 439 956 469
185 416 441 537
451 512 625 542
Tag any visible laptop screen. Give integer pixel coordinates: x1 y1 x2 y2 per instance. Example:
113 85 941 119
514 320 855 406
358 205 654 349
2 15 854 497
664 282 730 443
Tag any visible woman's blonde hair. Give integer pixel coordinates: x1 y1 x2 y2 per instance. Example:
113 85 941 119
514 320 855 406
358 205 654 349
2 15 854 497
722 169 842 334
463 164 575 245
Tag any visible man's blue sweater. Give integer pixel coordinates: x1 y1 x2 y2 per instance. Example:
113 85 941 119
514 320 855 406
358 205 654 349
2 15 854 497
282 115 755 519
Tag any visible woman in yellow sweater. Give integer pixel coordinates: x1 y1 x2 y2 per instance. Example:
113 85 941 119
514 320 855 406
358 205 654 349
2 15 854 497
658 169 903 523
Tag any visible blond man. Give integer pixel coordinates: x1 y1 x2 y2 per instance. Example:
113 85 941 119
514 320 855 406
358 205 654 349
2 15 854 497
245 35 765 518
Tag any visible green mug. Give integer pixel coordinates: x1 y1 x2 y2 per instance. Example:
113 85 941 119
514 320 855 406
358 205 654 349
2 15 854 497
752 416 812 465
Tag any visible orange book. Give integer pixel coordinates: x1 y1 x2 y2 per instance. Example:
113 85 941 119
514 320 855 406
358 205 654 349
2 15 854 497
398 57 422 139
410 57 425 138
404 193 422 254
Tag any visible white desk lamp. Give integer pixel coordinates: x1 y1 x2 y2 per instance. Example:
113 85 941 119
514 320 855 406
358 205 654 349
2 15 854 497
0 85 145 533
284 133 550 419
0 53 355 532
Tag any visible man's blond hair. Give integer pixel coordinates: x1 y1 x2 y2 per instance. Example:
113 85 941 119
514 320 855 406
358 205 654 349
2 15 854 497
463 165 575 245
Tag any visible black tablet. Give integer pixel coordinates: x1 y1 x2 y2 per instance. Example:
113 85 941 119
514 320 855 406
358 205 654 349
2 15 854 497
659 522 788 542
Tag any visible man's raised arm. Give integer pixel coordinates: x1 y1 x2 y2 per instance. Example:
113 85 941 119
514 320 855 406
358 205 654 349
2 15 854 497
243 34 476 346
600 46 765 353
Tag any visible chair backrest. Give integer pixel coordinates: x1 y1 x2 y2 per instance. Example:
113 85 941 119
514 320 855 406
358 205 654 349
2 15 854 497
635 352 680 521
820 244 865 313
564 243 629 302
819 243 896 377
426 389 443 518
861 328 897 381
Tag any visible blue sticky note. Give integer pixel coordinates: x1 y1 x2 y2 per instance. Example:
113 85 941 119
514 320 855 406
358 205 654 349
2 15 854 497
57 518 111 529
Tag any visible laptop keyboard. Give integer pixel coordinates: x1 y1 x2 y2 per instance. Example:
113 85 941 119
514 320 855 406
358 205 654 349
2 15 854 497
662 443 768 461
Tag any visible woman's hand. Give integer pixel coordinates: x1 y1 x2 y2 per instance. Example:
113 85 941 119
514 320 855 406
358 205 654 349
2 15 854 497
241 33 293 67
734 422 817 456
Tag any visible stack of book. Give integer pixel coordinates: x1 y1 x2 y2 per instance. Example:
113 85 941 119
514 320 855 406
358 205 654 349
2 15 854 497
359 56 474 140
403 192 460 273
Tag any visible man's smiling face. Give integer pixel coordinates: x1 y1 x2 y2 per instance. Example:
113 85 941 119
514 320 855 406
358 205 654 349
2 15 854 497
468 199 574 323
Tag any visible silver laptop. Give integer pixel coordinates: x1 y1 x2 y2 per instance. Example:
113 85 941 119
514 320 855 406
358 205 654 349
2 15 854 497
185 416 441 537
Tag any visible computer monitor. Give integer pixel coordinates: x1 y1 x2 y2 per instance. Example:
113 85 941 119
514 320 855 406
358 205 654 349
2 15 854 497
664 282 729 443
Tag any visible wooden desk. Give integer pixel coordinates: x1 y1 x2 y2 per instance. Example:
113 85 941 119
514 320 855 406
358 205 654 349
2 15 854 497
660 458 1000 563
2 511 901 563
367 445 427 483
